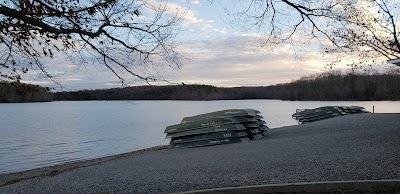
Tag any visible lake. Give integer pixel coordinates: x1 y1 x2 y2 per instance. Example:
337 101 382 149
1 100 399 174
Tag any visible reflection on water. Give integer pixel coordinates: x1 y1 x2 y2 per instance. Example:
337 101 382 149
0 100 399 173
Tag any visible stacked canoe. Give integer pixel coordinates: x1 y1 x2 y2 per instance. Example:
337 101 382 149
165 109 270 148
292 106 370 124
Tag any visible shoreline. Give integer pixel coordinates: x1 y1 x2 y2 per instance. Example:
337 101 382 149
0 145 170 187
1 113 399 193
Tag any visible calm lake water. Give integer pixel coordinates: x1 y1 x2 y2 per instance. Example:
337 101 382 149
1 100 399 173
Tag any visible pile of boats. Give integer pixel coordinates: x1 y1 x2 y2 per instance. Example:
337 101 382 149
164 109 269 148
292 106 370 124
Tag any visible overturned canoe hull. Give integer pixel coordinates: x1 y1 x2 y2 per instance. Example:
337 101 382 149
292 106 370 124
165 109 270 148
181 109 260 123
165 116 263 134
172 137 250 148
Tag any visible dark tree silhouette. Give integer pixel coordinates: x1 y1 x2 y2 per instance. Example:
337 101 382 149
0 0 183 84
52 70 400 101
223 0 399 67
0 81 52 102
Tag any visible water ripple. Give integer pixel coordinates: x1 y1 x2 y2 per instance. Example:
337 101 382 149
1 100 398 174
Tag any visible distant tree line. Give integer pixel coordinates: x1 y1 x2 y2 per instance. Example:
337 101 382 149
0 81 53 103
54 71 400 101
268 70 400 101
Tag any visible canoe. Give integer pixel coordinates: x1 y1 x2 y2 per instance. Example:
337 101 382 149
181 109 260 123
165 109 269 148
292 106 370 124
165 116 262 134
172 137 250 148
170 131 249 144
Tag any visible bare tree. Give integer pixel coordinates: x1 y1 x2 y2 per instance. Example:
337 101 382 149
0 0 183 85
223 0 399 67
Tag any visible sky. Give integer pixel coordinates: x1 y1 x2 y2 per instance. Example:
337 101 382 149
21 0 396 91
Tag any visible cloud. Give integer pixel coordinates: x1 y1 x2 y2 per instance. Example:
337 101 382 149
17 0 396 91
22 32 394 91
179 33 395 87
164 35 359 87
158 1 214 27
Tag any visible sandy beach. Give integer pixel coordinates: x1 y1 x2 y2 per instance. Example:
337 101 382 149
1 113 399 193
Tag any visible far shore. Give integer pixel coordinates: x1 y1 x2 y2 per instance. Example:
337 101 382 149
1 113 399 193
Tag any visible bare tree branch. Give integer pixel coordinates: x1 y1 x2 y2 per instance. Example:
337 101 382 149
0 0 183 84
222 0 400 67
